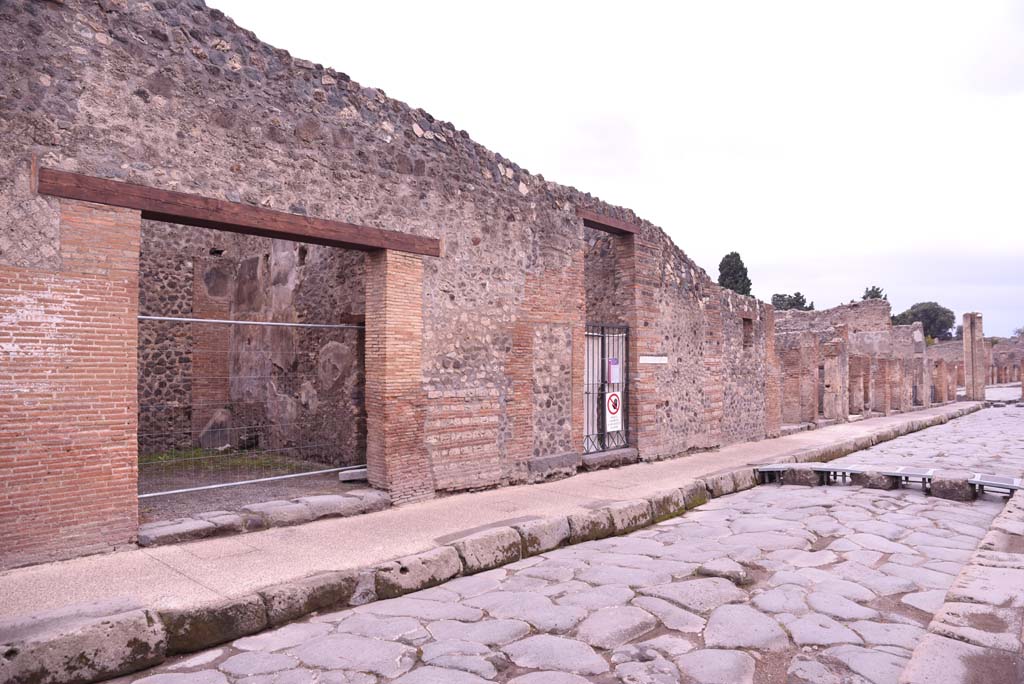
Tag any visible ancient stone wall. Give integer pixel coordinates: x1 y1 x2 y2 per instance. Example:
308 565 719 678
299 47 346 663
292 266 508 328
777 331 818 424
928 339 966 388
991 337 1023 384
775 302 939 420
0 0 825 563
775 299 892 334
892 323 928 409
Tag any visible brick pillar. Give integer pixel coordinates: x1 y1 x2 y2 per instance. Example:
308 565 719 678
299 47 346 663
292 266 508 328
801 334 820 424
848 355 864 414
821 326 848 421
763 306 782 437
620 232 669 459
963 312 986 401
933 360 947 403
0 199 140 569
889 359 903 412
872 358 890 414
364 249 432 504
702 296 726 445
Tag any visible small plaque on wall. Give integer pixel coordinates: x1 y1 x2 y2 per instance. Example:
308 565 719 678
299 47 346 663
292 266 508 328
639 355 669 365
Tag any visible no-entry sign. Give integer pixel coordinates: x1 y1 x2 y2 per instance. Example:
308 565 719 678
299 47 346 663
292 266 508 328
606 391 622 432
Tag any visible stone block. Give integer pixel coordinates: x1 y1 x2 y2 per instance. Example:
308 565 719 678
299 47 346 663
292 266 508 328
512 517 570 555
732 468 758 491
931 602 1023 652
375 546 463 599
681 481 709 510
648 488 687 521
194 510 249 534
704 472 736 498
349 570 378 606
527 452 581 481
137 518 217 546
602 500 653 534
567 508 615 544
898 633 1024 684
451 527 522 573
851 471 898 490
345 488 391 513
158 594 266 654
782 466 821 487
293 494 364 519
240 500 315 527
338 468 368 482
931 475 976 502
581 447 638 471
259 570 359 626
0 600 166 684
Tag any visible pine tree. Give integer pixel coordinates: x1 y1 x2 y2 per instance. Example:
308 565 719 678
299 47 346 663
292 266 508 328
717 252 752 296
862 286 886 300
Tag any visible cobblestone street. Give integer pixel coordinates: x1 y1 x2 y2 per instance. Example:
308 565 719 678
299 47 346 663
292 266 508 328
119 407 1024 684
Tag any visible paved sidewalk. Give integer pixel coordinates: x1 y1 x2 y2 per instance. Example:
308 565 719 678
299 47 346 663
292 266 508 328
0 403 981 620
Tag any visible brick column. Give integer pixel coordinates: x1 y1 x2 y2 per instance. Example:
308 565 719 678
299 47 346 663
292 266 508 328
0 199 140 568
963 312 986 401
620 233 669 459
872 358 890 414
364 249 433 504
763 306 782 437
933 360 947 403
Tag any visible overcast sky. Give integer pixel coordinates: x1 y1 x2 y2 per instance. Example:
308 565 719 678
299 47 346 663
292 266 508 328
210 0 1023 336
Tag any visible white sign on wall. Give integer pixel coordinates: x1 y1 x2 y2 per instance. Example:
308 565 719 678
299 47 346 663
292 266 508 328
607 357 621 384
606 391 623 432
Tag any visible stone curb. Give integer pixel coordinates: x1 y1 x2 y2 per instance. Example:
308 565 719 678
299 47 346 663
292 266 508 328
1 403 984 684
899 490 1024 683
138 489 391 547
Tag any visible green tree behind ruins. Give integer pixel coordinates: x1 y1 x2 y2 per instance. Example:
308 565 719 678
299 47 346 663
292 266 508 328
862 285 887 300
892 301 956 340
717 252 752 296
772 292 815 311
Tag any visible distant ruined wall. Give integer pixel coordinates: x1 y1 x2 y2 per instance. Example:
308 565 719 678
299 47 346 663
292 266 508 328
775 300 892 335
991 337 1023 384
775 301 939 419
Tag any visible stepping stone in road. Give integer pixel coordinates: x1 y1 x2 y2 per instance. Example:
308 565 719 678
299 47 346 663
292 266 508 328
638 578 747 615
703 604 789 651
787 614 863 646
675 649 755 684
574 606 657 649
502 635 609 675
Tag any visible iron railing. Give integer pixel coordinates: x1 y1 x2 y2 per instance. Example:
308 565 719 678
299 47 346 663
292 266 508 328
137 316 366 497
584 324 629 453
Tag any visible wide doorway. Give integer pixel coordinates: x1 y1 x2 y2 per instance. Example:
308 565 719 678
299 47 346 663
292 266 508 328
136 219 366 519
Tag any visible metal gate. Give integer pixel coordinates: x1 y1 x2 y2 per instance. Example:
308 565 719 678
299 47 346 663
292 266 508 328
137 315 366 497
584 324 629 454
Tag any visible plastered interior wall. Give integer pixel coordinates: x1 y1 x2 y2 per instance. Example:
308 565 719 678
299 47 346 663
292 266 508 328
138 222 366 469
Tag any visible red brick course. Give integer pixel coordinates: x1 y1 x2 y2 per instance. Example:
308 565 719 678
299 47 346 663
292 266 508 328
364 249 433 504
0 200 140 568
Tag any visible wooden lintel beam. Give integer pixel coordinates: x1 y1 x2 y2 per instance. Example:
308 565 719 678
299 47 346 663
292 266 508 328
36 167 441 257
576 207 640 235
